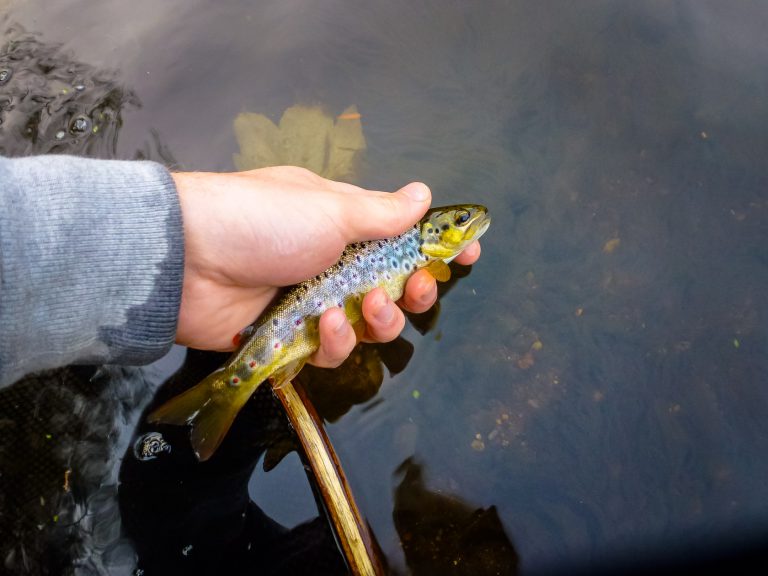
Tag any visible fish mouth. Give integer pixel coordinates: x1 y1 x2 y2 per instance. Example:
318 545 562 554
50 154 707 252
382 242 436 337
467 209 491 242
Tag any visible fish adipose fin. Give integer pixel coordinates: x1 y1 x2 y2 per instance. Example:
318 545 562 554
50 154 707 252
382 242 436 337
148 369 256 461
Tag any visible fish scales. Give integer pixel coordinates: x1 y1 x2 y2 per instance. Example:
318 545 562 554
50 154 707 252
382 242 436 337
234 227 425 375
149 204 490 460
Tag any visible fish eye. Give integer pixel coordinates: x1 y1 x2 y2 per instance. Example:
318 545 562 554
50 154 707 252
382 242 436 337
454 209 470 225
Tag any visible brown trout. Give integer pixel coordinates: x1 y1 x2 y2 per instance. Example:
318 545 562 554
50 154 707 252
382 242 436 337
149 204 490 460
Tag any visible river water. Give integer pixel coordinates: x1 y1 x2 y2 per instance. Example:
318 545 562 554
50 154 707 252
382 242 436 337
1 1 767 574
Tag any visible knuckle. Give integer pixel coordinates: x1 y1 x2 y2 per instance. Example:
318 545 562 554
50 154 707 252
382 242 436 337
381 195 405 229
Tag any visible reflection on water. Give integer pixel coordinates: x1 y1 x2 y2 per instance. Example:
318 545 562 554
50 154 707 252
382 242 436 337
393 458 518 575
2 0 768 573
119 350 346 575
0 365 165 573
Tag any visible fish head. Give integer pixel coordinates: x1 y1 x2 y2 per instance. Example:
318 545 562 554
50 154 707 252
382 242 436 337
419 204 490 261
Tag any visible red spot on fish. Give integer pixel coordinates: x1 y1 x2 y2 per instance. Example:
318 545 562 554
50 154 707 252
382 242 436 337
249 361 256 368
274 342 280 349
232 377 239 384
295 319 302 326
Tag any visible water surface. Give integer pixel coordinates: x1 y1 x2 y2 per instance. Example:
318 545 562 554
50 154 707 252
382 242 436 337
2 1 767 573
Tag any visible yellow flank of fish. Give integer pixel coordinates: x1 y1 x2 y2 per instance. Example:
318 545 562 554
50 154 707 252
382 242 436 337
148 204 491 461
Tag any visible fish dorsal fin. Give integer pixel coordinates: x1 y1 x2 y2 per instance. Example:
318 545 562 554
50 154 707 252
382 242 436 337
425 259 452 282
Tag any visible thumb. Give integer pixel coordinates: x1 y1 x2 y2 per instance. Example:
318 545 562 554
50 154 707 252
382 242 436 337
341 182 432 241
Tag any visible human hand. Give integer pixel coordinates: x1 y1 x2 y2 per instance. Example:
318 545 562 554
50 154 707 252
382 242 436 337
172 166 482 367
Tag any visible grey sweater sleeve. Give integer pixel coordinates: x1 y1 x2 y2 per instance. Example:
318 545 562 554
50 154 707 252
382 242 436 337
0 155 184 387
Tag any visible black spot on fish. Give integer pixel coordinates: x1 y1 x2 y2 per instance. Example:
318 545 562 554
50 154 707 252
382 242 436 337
441 224 449 231
392 259 398 267
272 319 278 326
404 263 410 270
419 239 425 246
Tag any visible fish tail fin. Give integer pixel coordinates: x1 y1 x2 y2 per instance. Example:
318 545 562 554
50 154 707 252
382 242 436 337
148 370 224 426
148 369 252 461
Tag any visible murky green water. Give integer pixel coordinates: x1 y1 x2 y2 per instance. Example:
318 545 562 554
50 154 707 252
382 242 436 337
2 1 767 574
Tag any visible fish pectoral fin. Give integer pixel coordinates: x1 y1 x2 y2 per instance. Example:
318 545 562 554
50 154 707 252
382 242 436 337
268 358 306 390
148 369 256 462
425 259 452 282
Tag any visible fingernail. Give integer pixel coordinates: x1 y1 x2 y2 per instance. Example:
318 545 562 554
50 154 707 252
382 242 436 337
375 300 396 324
334 315 349 335
404 182 429 202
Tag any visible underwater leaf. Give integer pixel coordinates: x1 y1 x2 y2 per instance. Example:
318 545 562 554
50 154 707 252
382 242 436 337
327 106 366 182
277 105 335 174
232 104 366 182
232 112 282 171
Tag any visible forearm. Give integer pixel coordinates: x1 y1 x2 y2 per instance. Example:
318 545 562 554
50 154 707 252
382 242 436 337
0 155 184 387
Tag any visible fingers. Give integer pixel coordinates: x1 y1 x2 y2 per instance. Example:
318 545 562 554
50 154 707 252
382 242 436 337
310 307 358 368
311 290 407 367
308 241 482 367
340 182 432 241
454 240 482 265
360 288 406 343
400 269 438 313
397 242 480 312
